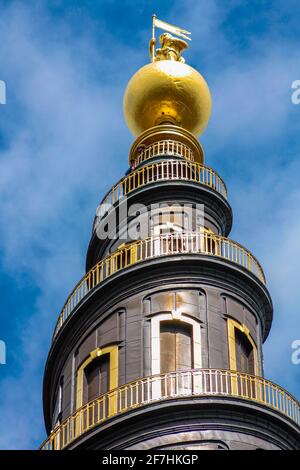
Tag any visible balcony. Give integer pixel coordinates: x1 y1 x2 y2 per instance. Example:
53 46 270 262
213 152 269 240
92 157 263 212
132 139 195 167
94 159 227 224
128 124 204 167
41 368 300 450
53 232 265 339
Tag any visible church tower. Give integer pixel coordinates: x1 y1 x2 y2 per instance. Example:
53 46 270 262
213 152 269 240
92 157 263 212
41 18 300 450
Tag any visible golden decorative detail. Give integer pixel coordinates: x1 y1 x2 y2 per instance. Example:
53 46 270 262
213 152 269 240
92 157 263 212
133 139 194 167
41 368 300 450
155 33 188 63
95 160 226 224
153 16 191 42
227 319 259 374
129 125 204 167
123 62 211 137
125 16 210 159
150 15 191 62
76 346 118 413
53 232 265 340
227 318 259 395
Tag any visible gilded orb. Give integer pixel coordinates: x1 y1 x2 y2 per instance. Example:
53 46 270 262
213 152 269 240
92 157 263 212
123 60 212 137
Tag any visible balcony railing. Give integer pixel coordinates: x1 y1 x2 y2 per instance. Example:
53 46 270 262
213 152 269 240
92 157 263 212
132 139 195 167
95 160 227 223
53 232 265 339
41 368 300 450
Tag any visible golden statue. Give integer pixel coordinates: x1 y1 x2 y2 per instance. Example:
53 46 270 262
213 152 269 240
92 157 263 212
154 33 188 63
123 16 212 138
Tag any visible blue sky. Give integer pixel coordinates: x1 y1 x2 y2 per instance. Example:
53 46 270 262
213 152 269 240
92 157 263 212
0 0 300 449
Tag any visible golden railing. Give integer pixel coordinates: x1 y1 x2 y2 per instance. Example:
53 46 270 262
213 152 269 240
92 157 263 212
133 139 195 167
41 368 300 450
95 159 227 223
53 232 265 339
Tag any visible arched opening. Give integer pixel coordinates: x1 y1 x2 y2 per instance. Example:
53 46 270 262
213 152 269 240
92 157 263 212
160 320 193 396
160 320 193 373
235 329 255 375
83 353 110 405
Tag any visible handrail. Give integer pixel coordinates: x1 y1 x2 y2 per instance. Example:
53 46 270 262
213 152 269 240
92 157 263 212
53 232 265 339
94 159 227 224
132 139 195 167
41 368 300 450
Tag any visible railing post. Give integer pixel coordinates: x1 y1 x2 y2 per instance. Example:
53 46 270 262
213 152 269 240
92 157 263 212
151 375 161 400
108 390 118 417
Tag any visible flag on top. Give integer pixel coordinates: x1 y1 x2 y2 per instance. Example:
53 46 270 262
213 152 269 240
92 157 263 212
153 16 192 41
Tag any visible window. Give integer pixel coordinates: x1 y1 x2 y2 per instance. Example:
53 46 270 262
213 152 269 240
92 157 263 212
201 227 218 254
113 243 131 271
84 353 110 404
227 318 259 397
53 376 64 428
235 329 255 375
150 309 202 376
161 441 228 450
159 320 193 396
76 346 118 411
153 205 187 237
58 377 64 415
160 321 193 374
227 318 258 375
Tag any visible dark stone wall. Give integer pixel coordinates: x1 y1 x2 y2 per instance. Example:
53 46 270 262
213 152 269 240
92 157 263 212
50 281 262 430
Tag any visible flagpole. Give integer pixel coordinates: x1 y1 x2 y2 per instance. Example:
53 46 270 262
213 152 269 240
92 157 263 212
151 14 156 62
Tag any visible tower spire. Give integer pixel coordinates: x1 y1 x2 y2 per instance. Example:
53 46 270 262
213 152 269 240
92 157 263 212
41 16 300 452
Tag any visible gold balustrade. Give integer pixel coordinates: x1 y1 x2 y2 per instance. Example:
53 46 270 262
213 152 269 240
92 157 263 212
95 159 227 222
41 368 300 450
53 232 265 339
133 139 195 167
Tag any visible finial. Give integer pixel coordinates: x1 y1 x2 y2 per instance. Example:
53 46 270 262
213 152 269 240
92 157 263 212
155 33 188 63
150 15 191 63
123 16 211 138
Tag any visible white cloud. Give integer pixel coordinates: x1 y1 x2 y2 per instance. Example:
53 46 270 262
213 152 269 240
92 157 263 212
0 1 140 449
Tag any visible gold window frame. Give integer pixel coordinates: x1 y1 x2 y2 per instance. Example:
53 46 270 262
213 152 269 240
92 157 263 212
227 318 259 396
76 345 118 415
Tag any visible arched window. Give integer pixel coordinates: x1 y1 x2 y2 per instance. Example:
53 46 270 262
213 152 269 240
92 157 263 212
84 353 110 404
152 205 187 237
53 376 64 429
235 329 255 375
149 307 202 399
160 321 193 374
227 318 259 397
161 441 228 450
76 346 118 415
159 320 194 396
227 318 258 375
200 227 219 255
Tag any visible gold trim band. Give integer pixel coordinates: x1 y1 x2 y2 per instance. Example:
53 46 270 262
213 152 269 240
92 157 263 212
76 346 118 412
